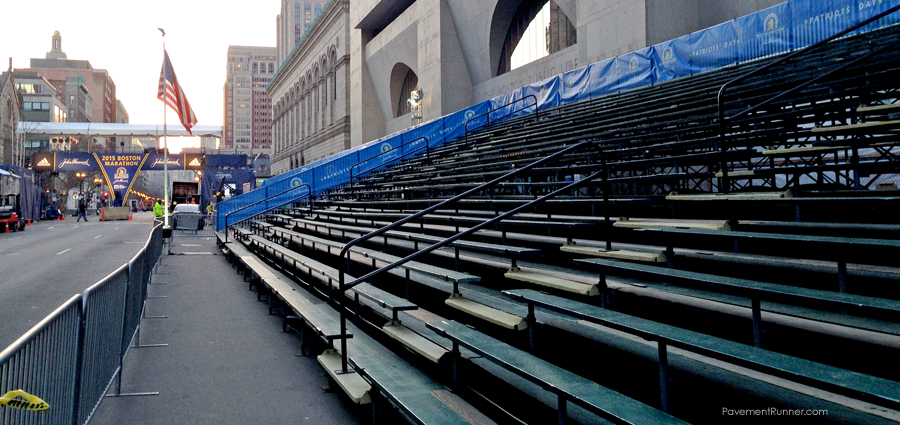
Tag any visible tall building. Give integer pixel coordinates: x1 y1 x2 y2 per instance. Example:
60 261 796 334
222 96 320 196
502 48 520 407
11 71 75 158
0 61 22 166
269 0 350 175
223 46 276 159
277 0 326 66
18 31 123 150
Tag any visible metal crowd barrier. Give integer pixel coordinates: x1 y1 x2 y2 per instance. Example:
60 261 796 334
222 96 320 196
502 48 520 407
0 223 163 425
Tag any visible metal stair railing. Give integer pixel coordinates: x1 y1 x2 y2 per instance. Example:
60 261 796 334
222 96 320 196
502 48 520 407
224 184 311 243
333 139 612 372
716 4 900 193
465 94 539 146
349 137 429 189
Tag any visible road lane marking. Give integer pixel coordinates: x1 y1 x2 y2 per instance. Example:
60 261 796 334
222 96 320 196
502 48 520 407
115 227 120 230
57 249 71 256
181 244 201 247
95 235 102 239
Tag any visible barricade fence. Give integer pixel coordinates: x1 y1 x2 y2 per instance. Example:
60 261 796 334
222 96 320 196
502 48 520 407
218 0 900 228
0 223 163 425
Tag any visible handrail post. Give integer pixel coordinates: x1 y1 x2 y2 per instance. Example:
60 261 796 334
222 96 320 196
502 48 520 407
600 148 612 251
339 269 349 373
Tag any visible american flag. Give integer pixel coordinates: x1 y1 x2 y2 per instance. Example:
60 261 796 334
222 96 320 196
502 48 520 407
157 50 198 134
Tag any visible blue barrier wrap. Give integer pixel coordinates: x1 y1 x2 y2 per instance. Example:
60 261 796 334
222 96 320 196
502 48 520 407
217 0 900 230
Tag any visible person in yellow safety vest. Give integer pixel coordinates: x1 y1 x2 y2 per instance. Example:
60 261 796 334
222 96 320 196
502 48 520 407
153 200 164 217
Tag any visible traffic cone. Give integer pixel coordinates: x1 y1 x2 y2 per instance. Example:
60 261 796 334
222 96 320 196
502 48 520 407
26 220 31 226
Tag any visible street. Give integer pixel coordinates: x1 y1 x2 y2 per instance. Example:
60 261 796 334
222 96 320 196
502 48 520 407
0 211 155 348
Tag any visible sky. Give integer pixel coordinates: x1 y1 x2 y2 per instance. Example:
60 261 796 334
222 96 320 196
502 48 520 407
1 0 281 152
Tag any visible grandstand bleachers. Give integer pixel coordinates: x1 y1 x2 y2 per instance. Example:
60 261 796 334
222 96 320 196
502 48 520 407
216 18 900 425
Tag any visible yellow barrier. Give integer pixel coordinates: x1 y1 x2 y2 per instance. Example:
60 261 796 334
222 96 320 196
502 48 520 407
0 390 49 412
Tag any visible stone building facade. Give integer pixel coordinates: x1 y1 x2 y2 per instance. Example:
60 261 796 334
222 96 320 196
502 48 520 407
0 65 22 166
350 0 784 145
269 0 350 175
266 0 782 176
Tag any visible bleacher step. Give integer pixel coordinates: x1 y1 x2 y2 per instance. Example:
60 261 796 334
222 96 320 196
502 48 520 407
505 268 599 296
714 170 758 178
445 294 528 330
762 146 850 156
317 349 372 405
561 243 666 263
666 191 791 200
857 103 900 114
429 389 498 425
613 217 731 231
383 321 449 363
811 119 900 133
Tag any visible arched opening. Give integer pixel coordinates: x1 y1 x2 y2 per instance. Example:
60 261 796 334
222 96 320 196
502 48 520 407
494 0 576 76
390 63 418 118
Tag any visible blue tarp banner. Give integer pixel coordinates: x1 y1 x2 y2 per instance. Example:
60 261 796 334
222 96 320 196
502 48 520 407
686 21 742 74
522 75 561 111
615 47 656 92
208 168 256 223
218 0 900 230
559 66 593 103
206 154 247 168
586 58 618 99
791 0 856 48
653 36 692 82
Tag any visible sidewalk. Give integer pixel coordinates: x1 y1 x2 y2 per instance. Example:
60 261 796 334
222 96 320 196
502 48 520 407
90 237 363 425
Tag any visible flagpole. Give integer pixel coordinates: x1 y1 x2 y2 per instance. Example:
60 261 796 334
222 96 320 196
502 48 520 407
161 29 169 229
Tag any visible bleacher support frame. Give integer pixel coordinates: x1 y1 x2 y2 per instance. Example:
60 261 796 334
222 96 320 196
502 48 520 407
349 137 430 189
464 94 538 146
223 184 310 244
716 4 900 193
334 139 614 373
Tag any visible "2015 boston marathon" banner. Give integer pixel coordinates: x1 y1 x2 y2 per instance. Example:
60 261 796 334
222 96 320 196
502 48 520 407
93 153 147 204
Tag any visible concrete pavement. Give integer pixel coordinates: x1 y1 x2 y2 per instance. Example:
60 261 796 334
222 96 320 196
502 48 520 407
90 236 363 425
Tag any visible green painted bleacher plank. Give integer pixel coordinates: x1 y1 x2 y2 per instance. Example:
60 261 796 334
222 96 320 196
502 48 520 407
427 320 687 424
503 289 900 411
575 258 900 315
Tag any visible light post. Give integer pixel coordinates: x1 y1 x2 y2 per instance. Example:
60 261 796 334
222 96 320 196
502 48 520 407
93 176 102 210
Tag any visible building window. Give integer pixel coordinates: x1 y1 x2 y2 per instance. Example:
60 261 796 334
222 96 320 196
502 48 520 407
497 0 576 75
69 95 75 105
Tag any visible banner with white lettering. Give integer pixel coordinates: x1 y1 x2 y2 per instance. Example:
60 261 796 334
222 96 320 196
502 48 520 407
93 153 147 203
142 153 185 171
55 153 96 172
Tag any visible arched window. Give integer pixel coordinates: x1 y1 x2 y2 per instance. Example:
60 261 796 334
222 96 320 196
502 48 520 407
391 63 418 118
496 0 576 75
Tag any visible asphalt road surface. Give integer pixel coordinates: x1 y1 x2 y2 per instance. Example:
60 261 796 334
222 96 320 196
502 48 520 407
0 211 155 349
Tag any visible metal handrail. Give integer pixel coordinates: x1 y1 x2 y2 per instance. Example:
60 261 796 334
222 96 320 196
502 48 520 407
224 184 310 243
349 137 429 188
716 5 900 192
465 94 538 146
334 139 609 371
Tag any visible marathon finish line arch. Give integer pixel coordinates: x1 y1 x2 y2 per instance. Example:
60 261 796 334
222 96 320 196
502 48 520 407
32 152 246 204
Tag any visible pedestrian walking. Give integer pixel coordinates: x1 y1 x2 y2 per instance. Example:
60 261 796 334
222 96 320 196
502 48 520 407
76 198 88 222
153 199 164 218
